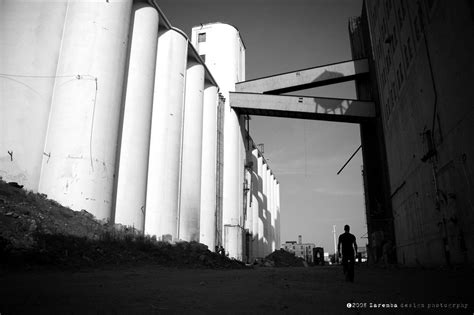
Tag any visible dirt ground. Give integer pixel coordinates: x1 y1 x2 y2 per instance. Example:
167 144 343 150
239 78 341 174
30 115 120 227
1 264 473 314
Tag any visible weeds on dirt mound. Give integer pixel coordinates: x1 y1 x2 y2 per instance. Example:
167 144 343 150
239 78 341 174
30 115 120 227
0 180 246 270
1 231 246 270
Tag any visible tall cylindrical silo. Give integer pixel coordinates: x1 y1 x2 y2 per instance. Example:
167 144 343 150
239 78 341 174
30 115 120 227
200 83 218 249
114 3 159 231
276 181 281 250
179 60 205 242
145 29 188 240
257 155 265 258
244 163 253 261
270 173 276 252
251 149 260 259
265 167 273 256
38 0 133 220
262 162 269 256
0 1 67 191
238 115 247 222
191 23 245 258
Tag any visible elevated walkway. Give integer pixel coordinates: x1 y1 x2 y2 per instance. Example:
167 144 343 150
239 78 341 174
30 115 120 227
230 58 374 122
235 58 369 94
230 92 374 123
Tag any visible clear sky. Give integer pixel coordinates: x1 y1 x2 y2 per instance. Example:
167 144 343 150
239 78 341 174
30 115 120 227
158 0 367 253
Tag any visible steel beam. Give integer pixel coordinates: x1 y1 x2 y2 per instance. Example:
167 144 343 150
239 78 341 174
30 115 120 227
235 58 369 94
230 92 375 123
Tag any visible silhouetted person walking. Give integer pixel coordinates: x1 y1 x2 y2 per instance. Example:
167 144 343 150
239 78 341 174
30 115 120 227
338 225 357 282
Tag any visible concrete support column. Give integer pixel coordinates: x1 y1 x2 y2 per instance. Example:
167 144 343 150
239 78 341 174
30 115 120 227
38 0 133 220
114 3 159 231
179 60 205 242
145 29 188 240
200 83 218 249
0 1 67 191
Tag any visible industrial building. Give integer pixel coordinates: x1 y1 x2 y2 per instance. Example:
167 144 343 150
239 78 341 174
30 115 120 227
3 0 468 268
348 0 474 266
0 0 280 262
190 22 281 261
282 235 316 263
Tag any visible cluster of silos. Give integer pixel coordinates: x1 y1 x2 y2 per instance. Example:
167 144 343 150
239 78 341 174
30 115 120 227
1 1 280 260
0 0 220 249
191 23 246 259
245 144 281 261
191 22 280 261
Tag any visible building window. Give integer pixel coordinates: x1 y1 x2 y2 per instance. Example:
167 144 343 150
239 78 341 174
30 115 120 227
198 32 206 43
200 54 206 63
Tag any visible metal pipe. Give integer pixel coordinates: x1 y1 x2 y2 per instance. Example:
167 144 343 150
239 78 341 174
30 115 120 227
337 145 362 175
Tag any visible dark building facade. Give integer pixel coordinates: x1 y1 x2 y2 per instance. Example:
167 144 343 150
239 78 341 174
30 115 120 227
350 0 474 266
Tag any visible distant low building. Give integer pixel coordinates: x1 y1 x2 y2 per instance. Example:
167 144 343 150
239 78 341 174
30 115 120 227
282 235 316 263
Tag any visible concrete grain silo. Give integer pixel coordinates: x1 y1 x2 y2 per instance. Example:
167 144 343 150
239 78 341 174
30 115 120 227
250 148 260 259
266 166 273 255
275 181 281 250
38 0 133 221
0 1 68 191
270 173 276 252
2 0 277 261
191 23 246 259
262 162 269 256
257 154 265 258
145 28 188 240
200 83 219 249
179 60 205 242
114 2 159 231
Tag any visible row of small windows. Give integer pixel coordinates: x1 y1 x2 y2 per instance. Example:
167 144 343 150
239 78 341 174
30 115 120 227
289 245 306 250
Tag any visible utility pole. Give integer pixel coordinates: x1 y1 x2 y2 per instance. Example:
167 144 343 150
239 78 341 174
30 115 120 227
333 225 337 263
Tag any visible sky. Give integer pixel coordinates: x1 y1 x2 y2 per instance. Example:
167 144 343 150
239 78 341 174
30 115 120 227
158 0 366 253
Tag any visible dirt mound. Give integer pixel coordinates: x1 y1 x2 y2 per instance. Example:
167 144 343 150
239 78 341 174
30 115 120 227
260 249 306 267
0 180 245 270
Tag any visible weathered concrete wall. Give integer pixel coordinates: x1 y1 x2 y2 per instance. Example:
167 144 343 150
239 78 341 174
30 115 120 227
365 0 474 265
38 0 133 221
0 1 68 191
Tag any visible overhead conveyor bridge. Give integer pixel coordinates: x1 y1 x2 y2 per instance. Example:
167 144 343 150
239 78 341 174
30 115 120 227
230 58 375 123
235 58 369 94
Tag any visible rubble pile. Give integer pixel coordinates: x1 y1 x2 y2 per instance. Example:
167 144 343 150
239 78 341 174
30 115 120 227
0 180 245 269
257 249 306 267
